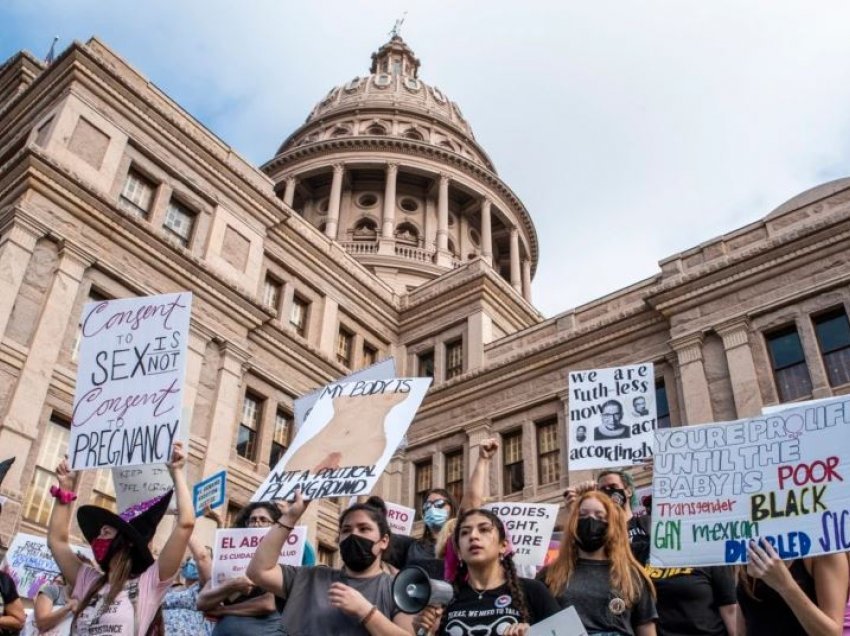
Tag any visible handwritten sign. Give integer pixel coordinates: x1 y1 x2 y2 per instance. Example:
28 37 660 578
529 606 588 636
114 464 174 514
211 526 305 586
253 377 431 502
193 471 226 517
485 502 559 568
385 502 415 536
650 396 850 566
568 363 655 470
69 292 192 470
2 533 92 599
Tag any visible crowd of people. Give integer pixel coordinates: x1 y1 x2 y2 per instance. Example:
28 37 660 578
0 439 843 634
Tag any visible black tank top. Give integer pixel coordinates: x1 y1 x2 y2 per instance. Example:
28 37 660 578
736 559 817 635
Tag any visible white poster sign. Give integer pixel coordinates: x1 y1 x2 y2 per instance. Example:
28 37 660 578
69 292 192 470
651 396 850 567
253 377 431 502
211 526 306 586
113 464 174 515
568 363 655 470
1 533 92 599
529 606 588 636
485 502 559 568
385 502 415 536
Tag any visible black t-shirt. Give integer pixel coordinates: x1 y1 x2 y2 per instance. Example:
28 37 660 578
645 566 736 636
540 559 657 636
0 572 19 636
628 516 651 566
440 578 558 635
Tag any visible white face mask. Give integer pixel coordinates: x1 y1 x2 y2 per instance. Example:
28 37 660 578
423 506 449 530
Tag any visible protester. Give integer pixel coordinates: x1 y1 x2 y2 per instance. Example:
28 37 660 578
384 488 457 571
46 442 194 635
736 540 849 635
0 498 24 635
246 488 414 634
162 536 214 636
413 508 559 635
33 573 76 633
541 491 657 635
196 502 283 635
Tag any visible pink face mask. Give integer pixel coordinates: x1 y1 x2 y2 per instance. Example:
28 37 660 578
91 537 113 563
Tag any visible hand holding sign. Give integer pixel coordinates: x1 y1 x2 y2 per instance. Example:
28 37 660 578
166 441 186 474
275 487 308 526
56 457 75 491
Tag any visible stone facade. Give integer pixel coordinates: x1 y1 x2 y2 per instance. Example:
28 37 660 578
2 35 850 561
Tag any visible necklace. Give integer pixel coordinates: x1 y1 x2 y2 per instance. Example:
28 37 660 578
469 580 500 600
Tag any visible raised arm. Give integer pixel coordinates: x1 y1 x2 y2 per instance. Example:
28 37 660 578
46 458 82 587
245 488 307 598
158 442 195 582
460 438 498 512
188 535 213 586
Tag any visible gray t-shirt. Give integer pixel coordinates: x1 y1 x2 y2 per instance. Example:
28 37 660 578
279 565 397 636
38 584 67 607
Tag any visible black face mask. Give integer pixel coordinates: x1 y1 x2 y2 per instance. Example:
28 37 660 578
600 486 628 508
576 517 608 552
339 534 378 572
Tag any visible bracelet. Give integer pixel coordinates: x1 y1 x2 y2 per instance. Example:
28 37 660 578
360 605 377 626
275 520 294 531
49 485 77 504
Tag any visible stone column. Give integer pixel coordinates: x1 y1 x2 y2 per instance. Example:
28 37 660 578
381 163 398 239
466 311 492 371
201 341 250 476
480 198 493 266
509 227 521 292
670 334 714 425
0 213 45 339
318 297 339 356
184 324 214 439
283 176 298 208
798 318 831 399
325 164 344 240
716 318 764 417
436 173 450 253
521 260 532 302
1 240 92 494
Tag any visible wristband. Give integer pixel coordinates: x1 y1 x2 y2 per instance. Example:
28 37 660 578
49 485 77 504
360 605 377 626
275 520 294 531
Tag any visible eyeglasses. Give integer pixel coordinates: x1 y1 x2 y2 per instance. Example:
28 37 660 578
422 499 449 512
247 516 274 527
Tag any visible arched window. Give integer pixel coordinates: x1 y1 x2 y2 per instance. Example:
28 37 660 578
331 126 350 138
353 218 378 240
404 128 424 141
366 123 388 135
395 222 419 245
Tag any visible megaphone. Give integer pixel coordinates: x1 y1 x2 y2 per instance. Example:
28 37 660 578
392 565 454 614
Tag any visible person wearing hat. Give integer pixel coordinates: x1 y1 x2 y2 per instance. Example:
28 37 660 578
46 442 195 635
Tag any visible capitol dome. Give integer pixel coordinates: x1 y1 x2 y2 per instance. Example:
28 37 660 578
263 36 538 299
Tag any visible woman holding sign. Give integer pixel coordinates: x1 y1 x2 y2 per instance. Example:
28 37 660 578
246 489 414 635
541 491 657 635
46 442 195 636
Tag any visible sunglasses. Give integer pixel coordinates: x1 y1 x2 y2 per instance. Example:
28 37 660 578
422 499 450 512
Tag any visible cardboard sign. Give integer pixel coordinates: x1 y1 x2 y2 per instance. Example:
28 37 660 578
69 292 192 470
385 502 415 536
651 396 850 567
568 363 656 470
293 358 397 432
211 526 305 586
485 502 559 568
2 533 92 599
252 377 432 502
193 470 226 517
529 606 588 636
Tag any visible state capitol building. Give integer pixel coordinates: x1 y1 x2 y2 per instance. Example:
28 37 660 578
1 35 849 555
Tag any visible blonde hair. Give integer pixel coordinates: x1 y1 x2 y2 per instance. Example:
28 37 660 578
435 517 457 558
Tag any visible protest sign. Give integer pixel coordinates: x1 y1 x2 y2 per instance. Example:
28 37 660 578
485 502 559 568
650 395 850 567
568 363 655 470
114 464 174 515
293 358 397 432
385 501 415 536
211 526 305 586
529 606 588 636
253 377 431 502
2 533 92 599
69 292 192 470
23 611 71 636
193 470 226 516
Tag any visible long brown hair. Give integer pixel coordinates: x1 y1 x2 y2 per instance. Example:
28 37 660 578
544 491 654 607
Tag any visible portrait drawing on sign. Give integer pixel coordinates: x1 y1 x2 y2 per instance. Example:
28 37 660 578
594 399 630 441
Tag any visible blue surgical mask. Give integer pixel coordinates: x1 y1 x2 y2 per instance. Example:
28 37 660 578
423 507 449 530
181 559 199 581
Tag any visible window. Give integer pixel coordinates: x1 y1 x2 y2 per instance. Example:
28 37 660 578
118 170 155 218
269 409 290 468
414 459 433 520
536 419 560 485
163 199 196 247
236 393 262 460
766 325 813 402
814 309 850 387
502 430 524 495
92 468 117 512
444 450 464 505
72 288 110 362
23 415 70 525
318 544 336 567
336 327 353 367
445 339 463 379
262 276 282 312
418 350 435 378
363 343 378 368
656 380 671 429
290 295 309 337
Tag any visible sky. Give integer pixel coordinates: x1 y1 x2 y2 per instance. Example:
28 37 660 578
3 1 850 318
